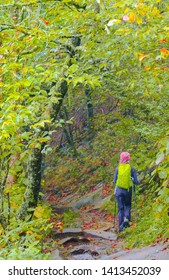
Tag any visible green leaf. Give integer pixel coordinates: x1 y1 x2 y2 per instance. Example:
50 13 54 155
158 170 167 179
31 120 51 128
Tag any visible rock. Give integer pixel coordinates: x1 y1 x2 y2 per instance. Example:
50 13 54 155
70 245 99 259
50 206 74 214
59 193 79 205
50 249 63 260
73 253 94 260
60 236 90 245
89 196 111 211
53 227 117 241
53 228 83 238
101 242 169 260
83 229 117 241
69 184 104 209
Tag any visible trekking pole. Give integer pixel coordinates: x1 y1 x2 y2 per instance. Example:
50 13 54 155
133 184 138 219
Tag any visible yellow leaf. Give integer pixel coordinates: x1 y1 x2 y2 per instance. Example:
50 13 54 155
129 12 135 23
38 137 48 143
136 15 143 25
155 212 161 219
144 66 150 70
138 53 147 61
162 180 169 187
26 231 34 234
34 206 45 218
10 202 17 210
152 7 160 17
124 8 129 14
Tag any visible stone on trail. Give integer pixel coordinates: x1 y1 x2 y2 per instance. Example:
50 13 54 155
53 227 117 241
72 252 94 260
100 242 169 260
50 249 63 260
83 229 117 241
52 183 104 211
70 244 99 260
60 236 90 245
53 228 83 238
69 183 104 209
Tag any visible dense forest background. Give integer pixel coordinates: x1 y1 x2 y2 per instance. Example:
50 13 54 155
0 0 169 259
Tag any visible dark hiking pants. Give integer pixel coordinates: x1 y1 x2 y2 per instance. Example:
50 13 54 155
115 186 132 232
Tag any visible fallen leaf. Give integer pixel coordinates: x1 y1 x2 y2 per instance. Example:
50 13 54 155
151 242 158 247
161 247 168 251
130 222 135 228
43 248 51 253
163 238 169 244
125 247 131 251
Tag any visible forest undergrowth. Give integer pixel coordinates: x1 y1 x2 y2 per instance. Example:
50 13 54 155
44 134 169 252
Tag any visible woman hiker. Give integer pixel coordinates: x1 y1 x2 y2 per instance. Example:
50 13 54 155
113 152 139 233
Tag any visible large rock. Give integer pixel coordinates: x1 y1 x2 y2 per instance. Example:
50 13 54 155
70 244 99 260
69 183 104 209
53 227 117 241
53 228 83 238
83 229 117 241
51 183 106 212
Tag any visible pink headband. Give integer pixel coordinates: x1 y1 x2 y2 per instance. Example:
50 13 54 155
120 152 130 163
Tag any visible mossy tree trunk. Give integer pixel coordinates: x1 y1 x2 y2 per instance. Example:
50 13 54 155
18 147 43 220
18 80 68 220
85 88 94 132
0 158 10 228
18 32 83 220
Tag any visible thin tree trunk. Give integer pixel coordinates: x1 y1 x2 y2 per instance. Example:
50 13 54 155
0 158 10 228
60 106 78 157
85 88 94 135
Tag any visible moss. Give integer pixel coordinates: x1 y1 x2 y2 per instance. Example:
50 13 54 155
62 210 80 227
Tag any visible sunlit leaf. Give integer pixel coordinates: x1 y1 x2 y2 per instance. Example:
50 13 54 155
34 206 45 218
129 12 135 23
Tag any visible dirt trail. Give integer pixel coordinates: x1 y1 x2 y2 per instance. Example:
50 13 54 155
47 185 169 260
50 207 123 260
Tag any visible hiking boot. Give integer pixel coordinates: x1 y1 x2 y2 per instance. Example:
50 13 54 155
123 218 130 228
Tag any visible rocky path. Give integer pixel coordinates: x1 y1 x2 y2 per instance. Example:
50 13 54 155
50 210 123 260
47 184 169 260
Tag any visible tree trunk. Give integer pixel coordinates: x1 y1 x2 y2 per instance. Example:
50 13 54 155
18 80 68 220
85 88 94 135
0 157 10 228
60 106 78 157
18 35 80 219
18 147 43 220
